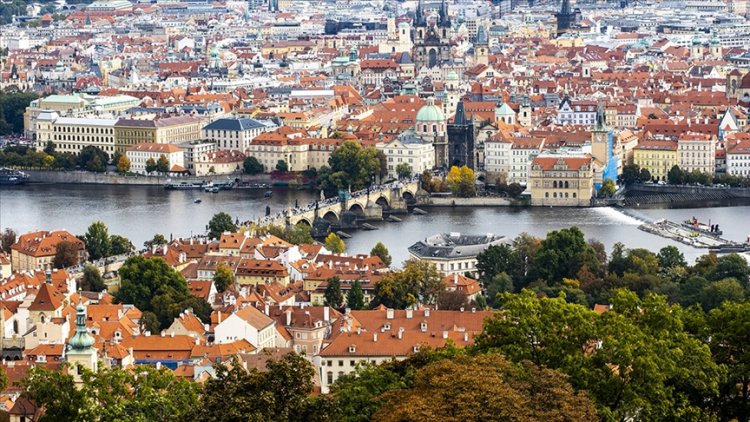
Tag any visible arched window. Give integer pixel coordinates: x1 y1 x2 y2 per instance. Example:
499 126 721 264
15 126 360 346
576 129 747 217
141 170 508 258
564 181 569 189
422 124 427 132
432 124 437 133
545 192 549 198
553 192 557 198
573 193 577 198
553 181 558 188
565 192 569 198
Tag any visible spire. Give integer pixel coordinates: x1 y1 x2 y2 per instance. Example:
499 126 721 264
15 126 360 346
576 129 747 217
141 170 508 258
416 0 425 26
595 102 607 131
455 101 466 125
69 297 95 352
440 0 451 28
476 25 488 46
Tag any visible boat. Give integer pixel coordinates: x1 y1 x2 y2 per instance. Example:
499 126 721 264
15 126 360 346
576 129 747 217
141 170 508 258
0 168 29 185
682 218 722 236
203 182 214 192
264 190 273 198
215 178 235 190
165 180 203 190
194 199 202 204
209 187 220 193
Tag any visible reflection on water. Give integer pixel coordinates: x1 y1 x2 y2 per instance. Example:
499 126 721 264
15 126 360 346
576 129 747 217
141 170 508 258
2 184 749 265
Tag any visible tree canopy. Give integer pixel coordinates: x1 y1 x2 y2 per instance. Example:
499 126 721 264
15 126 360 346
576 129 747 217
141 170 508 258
208 212 237 239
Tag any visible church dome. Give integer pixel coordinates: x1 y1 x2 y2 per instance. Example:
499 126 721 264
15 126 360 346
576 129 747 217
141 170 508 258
416 98 445 122
445 70 458 81
69 302 95 351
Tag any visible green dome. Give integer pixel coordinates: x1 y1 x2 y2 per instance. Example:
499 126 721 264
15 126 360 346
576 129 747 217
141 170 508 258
692 36 701 46
446 70 458 81
416 99 445 122
69 302 95 351
710 35 720 45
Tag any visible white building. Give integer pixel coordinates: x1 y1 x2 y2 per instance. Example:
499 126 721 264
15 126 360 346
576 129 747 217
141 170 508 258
201 118 274 152
557 98 597 126
408 233 509 277
376 132 435 179
509 137 545 185
35 114 118 159
178 140 217 174
726 137 750 177
677 133 717 175
214 306 276 349
484 135 512 177
126 143 185 174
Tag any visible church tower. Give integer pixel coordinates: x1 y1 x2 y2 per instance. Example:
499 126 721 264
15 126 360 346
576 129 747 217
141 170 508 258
443 70 460 117
518 97 532 127
556 0 575 37
474 25 489 66
413 0 452 69
591 103 618 188
67 299 98 386
710 34 722 60
690 37 704 60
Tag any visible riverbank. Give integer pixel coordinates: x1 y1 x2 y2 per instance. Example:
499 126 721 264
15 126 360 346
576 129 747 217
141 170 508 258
22 169 273 186
419 197 513 207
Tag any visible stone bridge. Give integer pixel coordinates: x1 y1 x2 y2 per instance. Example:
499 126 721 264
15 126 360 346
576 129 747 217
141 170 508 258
253 180 421 228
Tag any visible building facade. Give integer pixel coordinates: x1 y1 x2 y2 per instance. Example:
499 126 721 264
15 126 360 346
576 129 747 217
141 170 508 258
529 155 594 207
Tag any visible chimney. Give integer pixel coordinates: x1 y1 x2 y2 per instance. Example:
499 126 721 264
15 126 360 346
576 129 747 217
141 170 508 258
170 332 175 338
156 362 162 370
460 307 464 313
397 327 404 339
286 309 292 326
264 303 270 315
471 307 476 313
144 331 151 336
195 338 200 345
357 327 362 335
405 308 413 319
386 308 394 320
161 331 165 337
442 331 448 339
324 306 330 322
453 273 458 285
463 332 469 342
424 308 430 317
373 333 378 342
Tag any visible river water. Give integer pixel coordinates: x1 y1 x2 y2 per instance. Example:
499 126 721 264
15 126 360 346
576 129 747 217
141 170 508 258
2 184 749 265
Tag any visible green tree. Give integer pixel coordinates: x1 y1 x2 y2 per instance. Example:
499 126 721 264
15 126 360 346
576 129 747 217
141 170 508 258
373 354 597 422
208 212 237 239
706 302 750 422
639 167 651 182
86 154 105 172
53 240 79 269
395 163 412 179
77 146 108 173
1 227 16 253
324 233 345 253
621 164 641 185
275 160 288 173
84 221 112 260
213 262 235 293
80 263 106 292
332 362 407 421
109 235 134 255
485 272 514 307
16 365 86 421
144 234 168 249
668 165 685 185
598 179 616 197
532 227 600 283
197 353 323 421
156 154 170 173
145 157 157 174
707 253 750 286
346 280 365 310
476 244 520 286
446 165 476 197
243 156 264 174
657 245 686 269
324 276 344 308
321 141 383 192
116 154 131 173
115 256 210 329
369 242 392 267
371 260 444 308
699 278 745 311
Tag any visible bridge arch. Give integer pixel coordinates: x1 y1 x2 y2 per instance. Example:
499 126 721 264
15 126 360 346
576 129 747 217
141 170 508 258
375 195 390 210
349 203 365 217
322 210 339 225
402 191 415 203
295 218 312 227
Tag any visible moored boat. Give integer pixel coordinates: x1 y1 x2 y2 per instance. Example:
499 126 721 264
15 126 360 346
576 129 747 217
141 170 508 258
682 217 722 236
0 168 29 185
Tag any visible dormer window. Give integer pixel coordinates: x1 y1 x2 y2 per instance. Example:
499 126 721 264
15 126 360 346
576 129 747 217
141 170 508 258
420 322 427 332
348 345 356 353
413 345 420 353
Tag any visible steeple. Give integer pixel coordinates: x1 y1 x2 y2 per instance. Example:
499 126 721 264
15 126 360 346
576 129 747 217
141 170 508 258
69 299 95 352
416 0 425 26
439 0 451 28
454 101 466 125
595 102 607 131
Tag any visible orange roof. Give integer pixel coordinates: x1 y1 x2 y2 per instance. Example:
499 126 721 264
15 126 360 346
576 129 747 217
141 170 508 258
531 155 592 171
11 230 84 258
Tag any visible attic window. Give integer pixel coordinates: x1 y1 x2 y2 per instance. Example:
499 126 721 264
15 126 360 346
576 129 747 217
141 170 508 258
348 345 356 353
413 345 420 353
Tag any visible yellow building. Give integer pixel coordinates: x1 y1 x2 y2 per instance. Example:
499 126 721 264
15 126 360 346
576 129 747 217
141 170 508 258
529 155 594 207
114 116 202 154
235 258 290 287
36 115 118 159
633 139 678 181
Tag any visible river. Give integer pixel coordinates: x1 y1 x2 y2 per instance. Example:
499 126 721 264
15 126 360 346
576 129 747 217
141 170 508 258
2 184 749 265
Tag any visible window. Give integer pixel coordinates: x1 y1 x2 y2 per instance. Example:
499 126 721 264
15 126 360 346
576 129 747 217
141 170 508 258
327 371 333 384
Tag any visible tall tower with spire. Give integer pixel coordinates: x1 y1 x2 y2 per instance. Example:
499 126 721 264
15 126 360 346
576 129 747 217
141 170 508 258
412 0 452 69
591 103 617 189
556 0 575 37
474 25 489 66
67 299 98 385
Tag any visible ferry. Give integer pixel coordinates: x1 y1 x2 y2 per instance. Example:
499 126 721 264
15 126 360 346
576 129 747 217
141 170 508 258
682 217 722 236
164 180 204 190
0 168 29 185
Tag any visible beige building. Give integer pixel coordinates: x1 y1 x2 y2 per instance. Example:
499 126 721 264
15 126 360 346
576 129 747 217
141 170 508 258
201 118 273 152
678 133 716 175
36 114 118 159
114 116 202 154
10 230 86 271
376 133 435 179
126 143 186 174
24 94 140 138
195 150 246 176
408 233 508 277
529 155 594 207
